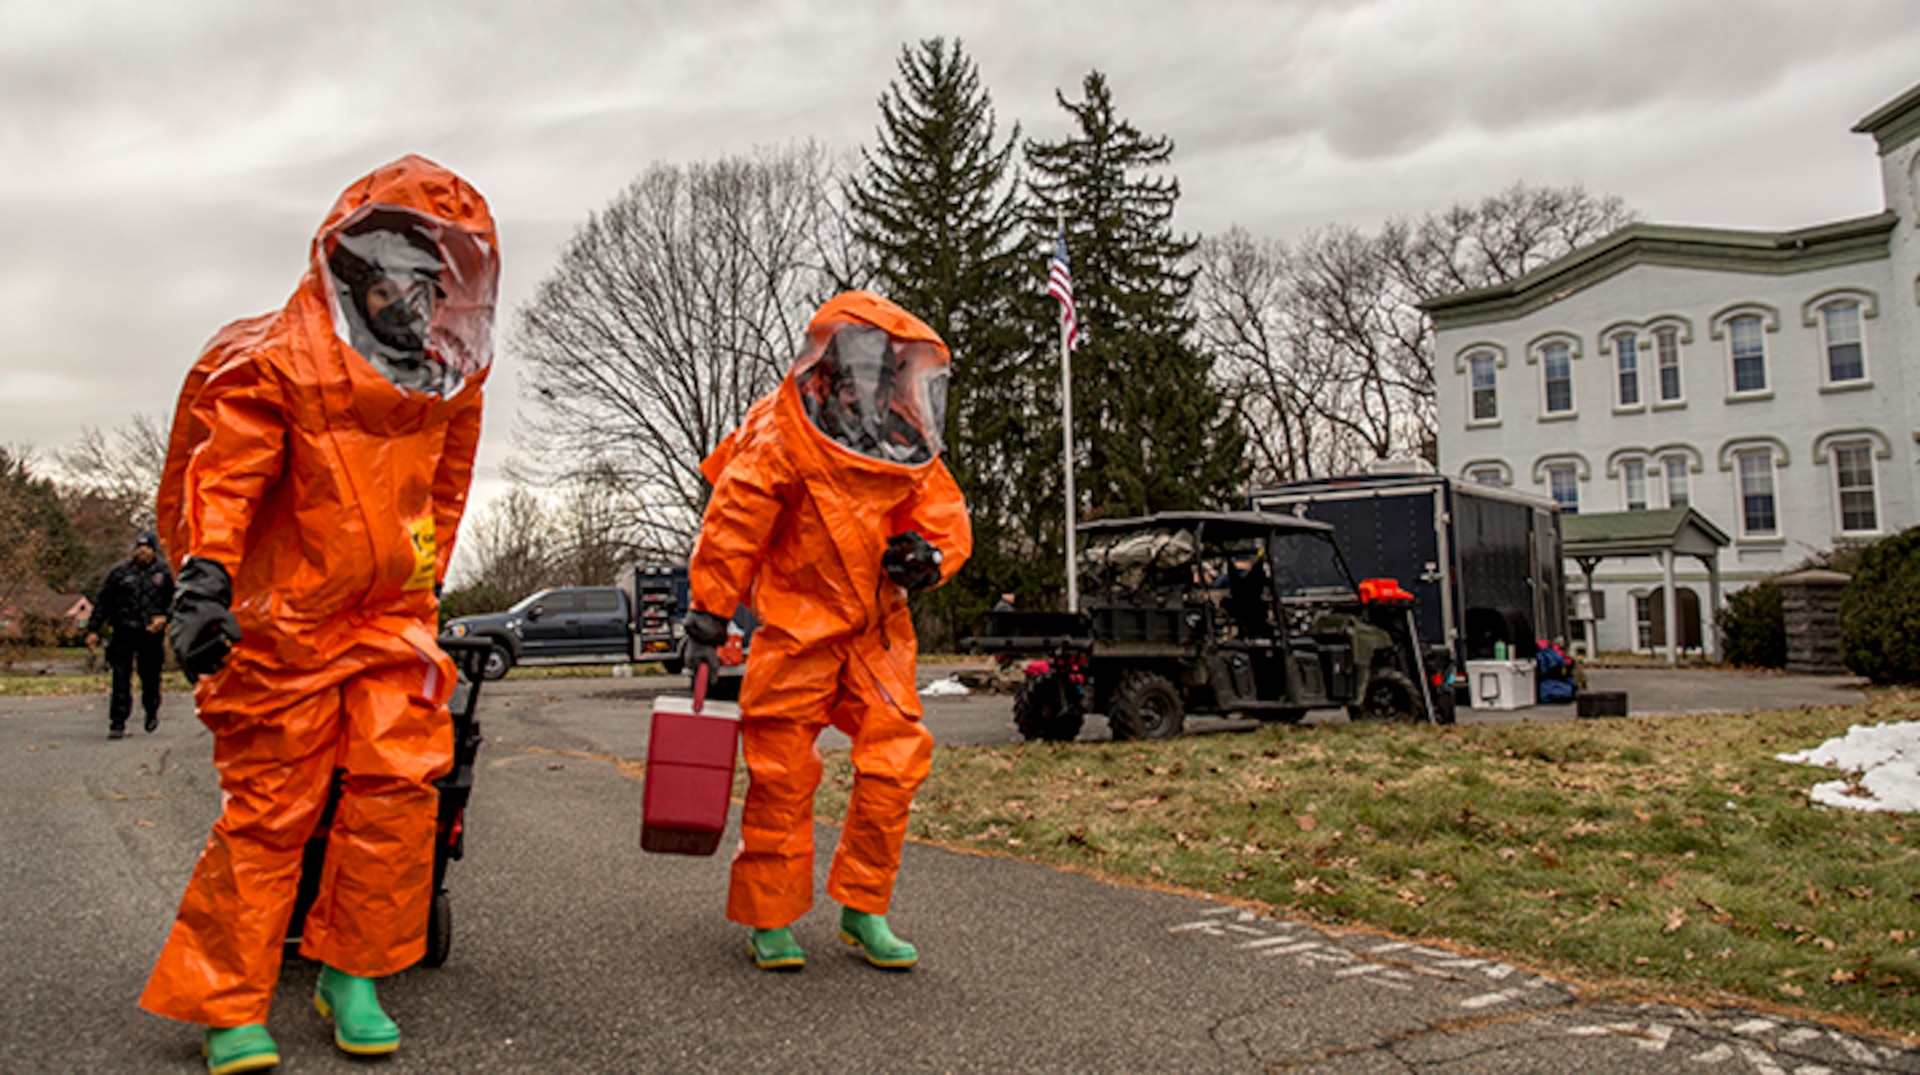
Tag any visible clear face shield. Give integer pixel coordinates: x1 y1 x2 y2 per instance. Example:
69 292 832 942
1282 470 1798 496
794 323 947 465
324 204 497 395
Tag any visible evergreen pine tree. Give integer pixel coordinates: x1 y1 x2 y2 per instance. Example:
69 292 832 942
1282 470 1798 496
848 38 1039 637
1025 72 1248 536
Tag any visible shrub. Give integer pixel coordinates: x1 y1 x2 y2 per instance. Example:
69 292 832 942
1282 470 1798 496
1717 580 1783 669
438 581 514 628
1840 526 1920 684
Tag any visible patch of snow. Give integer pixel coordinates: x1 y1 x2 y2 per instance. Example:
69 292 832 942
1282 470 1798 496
918 675 970 698
1776 721 1920 814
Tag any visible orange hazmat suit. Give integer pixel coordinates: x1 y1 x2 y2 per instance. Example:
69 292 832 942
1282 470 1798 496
690 291 971 929
140 156 497 1028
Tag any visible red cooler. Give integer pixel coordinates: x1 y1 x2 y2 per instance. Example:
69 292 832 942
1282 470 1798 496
641 671 741 856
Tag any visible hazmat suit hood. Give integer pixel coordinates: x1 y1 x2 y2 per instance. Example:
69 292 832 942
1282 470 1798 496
313 156 500 396
788 292 949 467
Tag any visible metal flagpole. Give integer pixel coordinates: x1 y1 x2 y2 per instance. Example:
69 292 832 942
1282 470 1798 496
1058 209 1078 614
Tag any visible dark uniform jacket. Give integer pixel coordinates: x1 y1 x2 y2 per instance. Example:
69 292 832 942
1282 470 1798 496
88 558 175 636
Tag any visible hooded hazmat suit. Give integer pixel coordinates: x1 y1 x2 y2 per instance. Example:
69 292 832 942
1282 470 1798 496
689 291 971 930
140 155 498 1028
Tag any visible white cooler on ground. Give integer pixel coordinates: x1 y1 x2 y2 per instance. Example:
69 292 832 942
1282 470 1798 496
1466 659 1535 711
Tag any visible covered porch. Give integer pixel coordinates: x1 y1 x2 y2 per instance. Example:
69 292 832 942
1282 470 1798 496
1560 508 1731 666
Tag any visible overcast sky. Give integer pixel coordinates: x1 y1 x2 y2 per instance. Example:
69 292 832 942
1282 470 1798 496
6 0 1920 529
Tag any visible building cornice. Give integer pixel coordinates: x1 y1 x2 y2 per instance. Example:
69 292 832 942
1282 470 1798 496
1420 213 1898 332
1852 82 1920 156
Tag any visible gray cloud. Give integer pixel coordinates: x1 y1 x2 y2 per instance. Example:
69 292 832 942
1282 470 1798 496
3 0 1918 509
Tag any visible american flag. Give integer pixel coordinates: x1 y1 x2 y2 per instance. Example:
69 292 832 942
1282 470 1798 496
1048 232 1084 352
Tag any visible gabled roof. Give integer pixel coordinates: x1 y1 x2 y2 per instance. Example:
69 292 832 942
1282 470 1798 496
1420 213 1897 331
1562 508 1729 560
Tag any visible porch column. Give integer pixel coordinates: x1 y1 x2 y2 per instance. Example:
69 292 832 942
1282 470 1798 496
1699 553 1722 660
1662 550 1678 666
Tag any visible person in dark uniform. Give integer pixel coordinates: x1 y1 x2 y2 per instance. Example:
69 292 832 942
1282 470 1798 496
86 531 174 738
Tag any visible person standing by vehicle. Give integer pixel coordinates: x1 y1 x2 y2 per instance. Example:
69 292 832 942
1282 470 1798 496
86 530 174 737
685 291 970 972
139 156 499 1075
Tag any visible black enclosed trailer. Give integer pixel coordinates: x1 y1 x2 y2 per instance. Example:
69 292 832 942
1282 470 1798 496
1251 472 1567 668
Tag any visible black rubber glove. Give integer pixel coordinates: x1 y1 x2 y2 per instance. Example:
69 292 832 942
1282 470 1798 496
883 530 944 593
170 557 241 684
681 608 729 691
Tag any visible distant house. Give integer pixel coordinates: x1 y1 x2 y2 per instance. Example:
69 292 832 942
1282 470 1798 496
0 590 91 639
1423 80 1920 656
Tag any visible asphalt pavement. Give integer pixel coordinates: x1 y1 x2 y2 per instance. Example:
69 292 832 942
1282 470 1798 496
1 668 1910 1073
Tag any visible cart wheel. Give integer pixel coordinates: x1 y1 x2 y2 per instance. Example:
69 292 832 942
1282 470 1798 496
1013 676 1085 742
1351 669 1420 723
422 890 452 968
1107 670 1184 740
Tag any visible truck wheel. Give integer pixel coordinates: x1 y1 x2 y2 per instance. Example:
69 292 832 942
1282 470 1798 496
481 644 512 681
1108 670 1184 740
1013 677 1085 742
1351 669 1419 723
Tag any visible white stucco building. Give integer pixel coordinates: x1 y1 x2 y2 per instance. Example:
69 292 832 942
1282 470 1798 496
1426 82 1920 656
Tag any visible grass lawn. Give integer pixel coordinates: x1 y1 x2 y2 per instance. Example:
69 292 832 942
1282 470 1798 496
814 690 1920 1037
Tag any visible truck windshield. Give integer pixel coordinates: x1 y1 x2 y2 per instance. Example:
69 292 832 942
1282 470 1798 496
1268 532 1356 600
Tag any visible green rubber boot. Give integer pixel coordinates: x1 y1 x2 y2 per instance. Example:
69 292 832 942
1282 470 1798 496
314 965 400 1056
748 926 806 970
839 908 918 969
202 1024 279 1075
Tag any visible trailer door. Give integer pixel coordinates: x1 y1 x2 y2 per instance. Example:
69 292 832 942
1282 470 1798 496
1258 487 1448 651
1532 507 1568 643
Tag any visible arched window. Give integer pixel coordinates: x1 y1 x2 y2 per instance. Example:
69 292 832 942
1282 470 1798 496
1468 352 1498 422
1729 316 1767 394
1819 300 1866 384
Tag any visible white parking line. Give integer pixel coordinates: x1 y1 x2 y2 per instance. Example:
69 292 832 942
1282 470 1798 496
1829 1031 1878 1064
1237 934 1310 950
1458 989 1523 1010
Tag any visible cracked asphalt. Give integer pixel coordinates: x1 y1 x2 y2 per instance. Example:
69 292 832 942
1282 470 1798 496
1 669 1909 1072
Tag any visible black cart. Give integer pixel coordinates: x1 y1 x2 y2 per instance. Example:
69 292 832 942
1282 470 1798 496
286 636 494 969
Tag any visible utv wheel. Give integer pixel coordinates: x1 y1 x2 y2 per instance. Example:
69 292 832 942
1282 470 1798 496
1013 677 1085 742
421 890 452 968
662 657 684 675
1108 671 1185 740
481 644 512 681
1351 669 1420 723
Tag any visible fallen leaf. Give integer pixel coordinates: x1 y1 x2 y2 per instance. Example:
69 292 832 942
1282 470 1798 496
546 763 564 771
135 819 154 828
1495 847 1521 862
1779 983 1805 997
1830 968 1859 984
1841 886 1875 900
1294 814 1318 833
1662 907 1688 935
1397 888 1427 907
1563 820 1604 838
1891 929 1915 943
1105 801 1131 813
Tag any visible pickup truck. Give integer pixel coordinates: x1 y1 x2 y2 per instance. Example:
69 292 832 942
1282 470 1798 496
442 564 754 688
444 585 636 679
